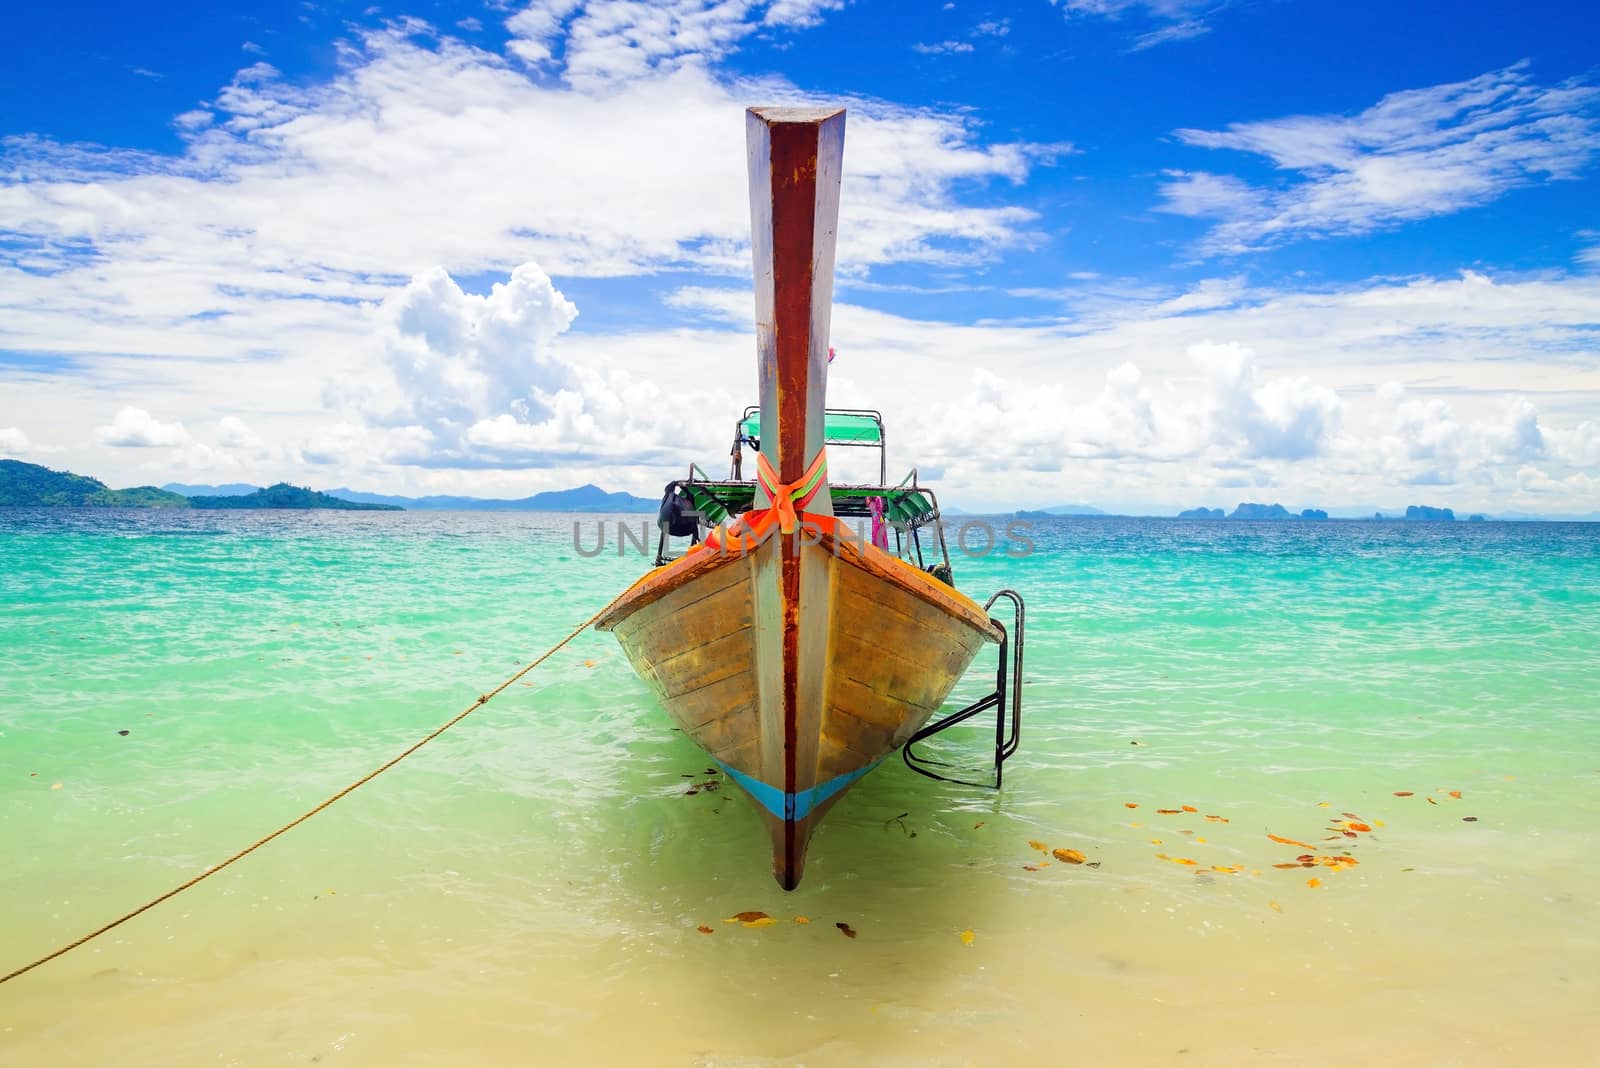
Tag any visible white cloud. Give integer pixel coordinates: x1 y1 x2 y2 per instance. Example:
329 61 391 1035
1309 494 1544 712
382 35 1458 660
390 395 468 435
216 415 262 449
506 0 840 85
365 262 579 432
1129 19 1208 51
1188 341 1342 460
1578 231 1600 269
327 261 736 470
1161 64 1600 254
0 427 29 456
1 18 1043 312
1051 0 1217 50
913 41 975 55
94 407 191 448
922 341 1340 474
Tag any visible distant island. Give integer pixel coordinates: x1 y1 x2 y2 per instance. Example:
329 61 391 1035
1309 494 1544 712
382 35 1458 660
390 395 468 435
316 483 656 513
1177 502 1437 521
1229 502 1292 520
0 460 656 513
1013 503 1108 519
189 483 400 510
1 459 189 508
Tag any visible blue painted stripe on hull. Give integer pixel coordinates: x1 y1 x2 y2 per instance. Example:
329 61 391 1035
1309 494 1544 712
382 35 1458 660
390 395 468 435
715 755 887 822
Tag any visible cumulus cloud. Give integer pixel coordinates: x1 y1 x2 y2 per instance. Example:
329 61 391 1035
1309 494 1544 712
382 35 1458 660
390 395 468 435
924 341 1340 473
0 427 29 456
1189 341 1341 460
334 261 733 470
216 415 262 449
95 407 191 448
1161 64 1600 254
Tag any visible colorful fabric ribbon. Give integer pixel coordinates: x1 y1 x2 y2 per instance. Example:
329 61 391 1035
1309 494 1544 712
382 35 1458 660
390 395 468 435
702 449 837 553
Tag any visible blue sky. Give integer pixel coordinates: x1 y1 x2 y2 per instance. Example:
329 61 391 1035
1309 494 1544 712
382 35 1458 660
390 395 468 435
2 0 1598 512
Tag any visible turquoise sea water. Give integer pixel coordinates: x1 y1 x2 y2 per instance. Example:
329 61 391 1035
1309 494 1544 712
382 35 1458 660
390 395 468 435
2 511 1598 1065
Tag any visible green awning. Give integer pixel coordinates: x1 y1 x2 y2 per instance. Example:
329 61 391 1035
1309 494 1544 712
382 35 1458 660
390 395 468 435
738 412 882 445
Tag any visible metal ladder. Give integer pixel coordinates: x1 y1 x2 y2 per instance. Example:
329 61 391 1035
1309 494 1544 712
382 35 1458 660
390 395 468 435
903 589 1025 789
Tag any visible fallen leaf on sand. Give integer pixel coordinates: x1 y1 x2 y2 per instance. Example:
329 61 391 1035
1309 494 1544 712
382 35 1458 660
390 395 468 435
1205 815 1229 823
1269 900 1283 912
1028 839 1050 852
1346 822 1372 833
1449 790 1462 799
836 923 857 939
1307 877 1321 888
960 929 975 946
724 911 769 924
743 916 779 928
1394 791 1414 797
1181 805 1198 813
697 926 714 935
583 659 598 668
973 822 985 830
793 916 810 924
1023 865 1042 872
1052 848 1086 864
1125 802 1139 809
1462 816 1479 822
1156 809 1182 815
1427 797 1437 805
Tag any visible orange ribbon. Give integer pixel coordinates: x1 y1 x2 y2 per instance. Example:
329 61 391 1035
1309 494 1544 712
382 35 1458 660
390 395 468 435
701 449 837 553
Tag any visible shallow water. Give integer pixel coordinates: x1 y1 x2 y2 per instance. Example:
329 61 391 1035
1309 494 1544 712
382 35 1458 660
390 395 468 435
2 511 1597 1065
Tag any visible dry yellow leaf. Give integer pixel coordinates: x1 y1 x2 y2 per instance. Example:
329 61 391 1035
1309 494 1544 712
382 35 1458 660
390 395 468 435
1269 900 1283 912
959 929 975 946
723 911 769 923
743 916 779 928
793 916 810 925
1052 848 1086 864
1027 839 1049 852
1306 877 1321 888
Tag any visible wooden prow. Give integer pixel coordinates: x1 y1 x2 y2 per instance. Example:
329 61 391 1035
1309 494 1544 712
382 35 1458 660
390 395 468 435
746 106 844 889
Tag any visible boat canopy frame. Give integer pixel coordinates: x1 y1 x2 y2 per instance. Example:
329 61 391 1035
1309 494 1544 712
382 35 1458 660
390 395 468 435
733 406 886 485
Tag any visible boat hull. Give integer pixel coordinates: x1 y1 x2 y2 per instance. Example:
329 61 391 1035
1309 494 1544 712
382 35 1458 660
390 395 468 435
597 531 1000 888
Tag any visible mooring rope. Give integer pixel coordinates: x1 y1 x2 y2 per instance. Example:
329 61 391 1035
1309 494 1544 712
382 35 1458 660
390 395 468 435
1 604 613 986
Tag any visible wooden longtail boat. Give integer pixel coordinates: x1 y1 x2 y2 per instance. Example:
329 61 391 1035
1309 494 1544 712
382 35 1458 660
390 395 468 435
596 107 1021 889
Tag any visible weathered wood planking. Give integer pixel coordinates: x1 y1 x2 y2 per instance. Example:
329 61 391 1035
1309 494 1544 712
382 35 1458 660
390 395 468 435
598 530 997 887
